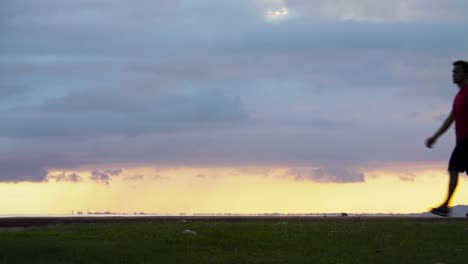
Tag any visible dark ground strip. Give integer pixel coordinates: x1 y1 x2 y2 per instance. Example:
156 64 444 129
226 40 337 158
0 216 466 227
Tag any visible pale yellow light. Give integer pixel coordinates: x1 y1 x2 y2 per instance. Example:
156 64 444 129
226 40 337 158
0 164 467 215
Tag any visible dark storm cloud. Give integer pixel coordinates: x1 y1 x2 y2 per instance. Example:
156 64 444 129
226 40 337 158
0 89 249 139
1 0 467 183
0 159 48 182
0 85 31 101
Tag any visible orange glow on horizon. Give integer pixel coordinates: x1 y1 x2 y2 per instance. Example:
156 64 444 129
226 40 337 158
1 163 467 215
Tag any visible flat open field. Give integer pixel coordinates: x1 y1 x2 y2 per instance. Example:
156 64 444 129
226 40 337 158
0 216 467 263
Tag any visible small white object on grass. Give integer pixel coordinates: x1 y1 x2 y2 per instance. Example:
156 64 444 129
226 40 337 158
183 230 197 235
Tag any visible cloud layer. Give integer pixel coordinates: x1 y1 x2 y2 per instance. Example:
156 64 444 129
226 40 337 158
1 0 467 182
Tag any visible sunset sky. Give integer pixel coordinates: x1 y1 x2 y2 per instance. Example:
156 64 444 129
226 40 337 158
1 0 468 215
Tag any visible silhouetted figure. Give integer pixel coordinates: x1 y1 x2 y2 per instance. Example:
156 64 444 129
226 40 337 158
426 60 468 217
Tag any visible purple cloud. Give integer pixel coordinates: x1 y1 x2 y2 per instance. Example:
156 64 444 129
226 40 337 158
0 159 47 183
46 172 82 183
90 169 122 185
289 166 365 183
123 174 144 181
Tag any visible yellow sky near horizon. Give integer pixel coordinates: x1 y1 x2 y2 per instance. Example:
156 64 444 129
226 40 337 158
1 163 467 215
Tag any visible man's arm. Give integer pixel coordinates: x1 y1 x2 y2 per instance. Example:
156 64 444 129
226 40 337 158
425 110 454 148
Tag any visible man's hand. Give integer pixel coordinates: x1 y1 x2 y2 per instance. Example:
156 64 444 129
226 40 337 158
425 136 437 148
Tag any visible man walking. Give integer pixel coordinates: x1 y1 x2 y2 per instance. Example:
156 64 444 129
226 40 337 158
426 60 468 217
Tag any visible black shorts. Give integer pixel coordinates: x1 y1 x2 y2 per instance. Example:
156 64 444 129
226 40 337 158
448 138 468 174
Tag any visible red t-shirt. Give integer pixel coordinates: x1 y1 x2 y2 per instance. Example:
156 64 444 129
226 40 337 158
454 85 468 142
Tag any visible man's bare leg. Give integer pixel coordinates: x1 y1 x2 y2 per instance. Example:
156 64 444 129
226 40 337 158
431 170 459 216
442 170 459 207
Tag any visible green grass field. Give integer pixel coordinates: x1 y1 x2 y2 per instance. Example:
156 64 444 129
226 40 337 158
0 218 467 263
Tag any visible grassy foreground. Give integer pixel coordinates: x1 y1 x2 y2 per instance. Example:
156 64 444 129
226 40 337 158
0 218 467 263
